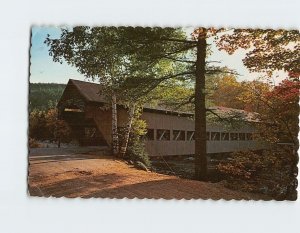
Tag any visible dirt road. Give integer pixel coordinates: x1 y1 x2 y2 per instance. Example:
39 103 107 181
28 152 269 200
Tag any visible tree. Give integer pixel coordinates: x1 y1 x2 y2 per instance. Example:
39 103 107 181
209 75 245 109
147 80 195 112
45 27 149 156
45 108 71 147
29 83 66 112
29 108 71 146
125 106 151 167
123 27 229 180
116 27 192 157
216 29 300 79
256 79 299 146
29 110 48 140
209 75 271 113
216 29 300 141
46 26 232 180
45 26 188 157
217 149 297 200
193 28 208 180
216 29 299 198
45 27 137 155
214 78 299 200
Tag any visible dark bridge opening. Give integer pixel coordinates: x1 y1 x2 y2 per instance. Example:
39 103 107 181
61 110 108 147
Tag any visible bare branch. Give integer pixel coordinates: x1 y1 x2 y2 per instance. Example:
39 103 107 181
169 95 195 110
159 37 198 44
206 60 221 64
160 55 195 64
157 70 195 82
206 108 228 122
206 68 241 76
164 45 197 57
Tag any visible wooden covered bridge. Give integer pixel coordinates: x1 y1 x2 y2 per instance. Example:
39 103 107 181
58 79 263 157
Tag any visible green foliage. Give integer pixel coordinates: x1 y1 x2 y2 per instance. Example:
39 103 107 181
45 27 189 102
125 109 151 167
147 80 195 112
131 115 147 137
30 83 65 111
126 139 151 168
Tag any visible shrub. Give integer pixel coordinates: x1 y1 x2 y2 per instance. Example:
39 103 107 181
29 110 49 140
126 139 151 167
29 138 40 148
125 110 151 167
45 108 72 143
29 108 71 145
216 149 297 200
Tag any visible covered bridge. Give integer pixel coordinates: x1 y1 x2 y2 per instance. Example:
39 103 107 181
58 79 263 156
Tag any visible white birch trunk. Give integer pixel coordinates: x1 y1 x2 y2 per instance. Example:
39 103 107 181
119 105 135 158
111 93 119 155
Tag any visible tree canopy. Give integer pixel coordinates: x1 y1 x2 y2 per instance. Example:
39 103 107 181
216 29 300 78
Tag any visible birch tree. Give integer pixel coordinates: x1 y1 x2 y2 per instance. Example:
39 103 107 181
45 27 133 155
45 26 186 157
46 26 232 180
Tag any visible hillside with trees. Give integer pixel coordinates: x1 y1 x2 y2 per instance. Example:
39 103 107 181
29 83 66 112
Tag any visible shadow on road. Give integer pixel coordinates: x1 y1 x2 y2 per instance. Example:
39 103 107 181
29 146 109 157
29 154 111 164
28 173 127 198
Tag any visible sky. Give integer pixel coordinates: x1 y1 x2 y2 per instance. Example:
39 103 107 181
30 26 285 84
30 26 86 83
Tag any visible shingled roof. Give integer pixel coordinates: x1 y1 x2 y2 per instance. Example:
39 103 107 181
208 106 260 123
65 79 259 121
67 79 193 116
69 79 108 103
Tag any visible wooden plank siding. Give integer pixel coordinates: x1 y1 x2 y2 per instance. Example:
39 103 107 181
58 79 265 157
141 111 195 156
86 106 263 156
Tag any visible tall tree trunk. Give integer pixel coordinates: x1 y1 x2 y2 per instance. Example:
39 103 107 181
111 92 119 155
194 28 208 180
119 105 136 158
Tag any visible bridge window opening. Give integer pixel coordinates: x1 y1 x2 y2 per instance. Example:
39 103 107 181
144 129 155 140
211 132 220 141
157 129 170 141
230 133 239 141
173 130 186 141
239 133 246 141
187 131 195 141
221 132 229 141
